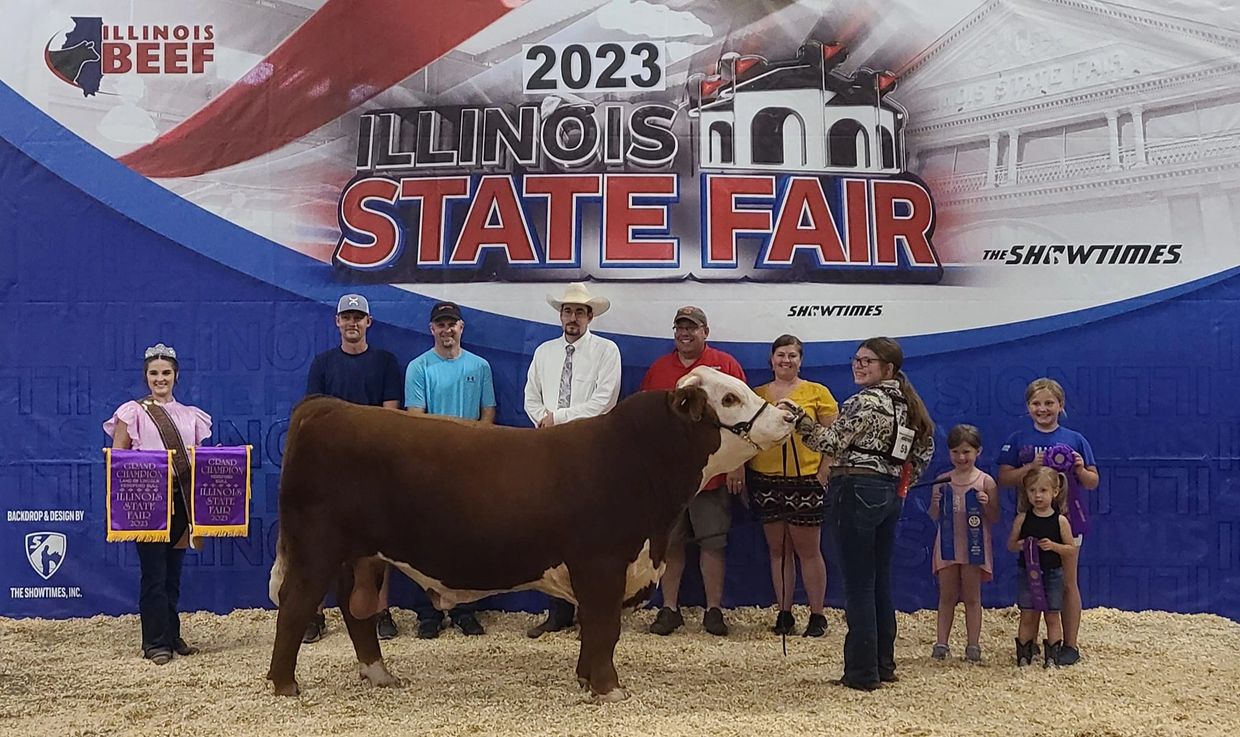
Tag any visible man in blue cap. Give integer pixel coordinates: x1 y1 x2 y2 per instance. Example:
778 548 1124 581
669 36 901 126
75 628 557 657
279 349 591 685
302 293 403 643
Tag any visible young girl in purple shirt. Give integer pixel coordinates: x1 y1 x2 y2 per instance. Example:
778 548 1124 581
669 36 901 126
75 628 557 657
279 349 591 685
997 378 1099 666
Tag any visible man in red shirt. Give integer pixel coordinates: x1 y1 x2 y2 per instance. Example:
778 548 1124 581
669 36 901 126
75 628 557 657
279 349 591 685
640 305 746 636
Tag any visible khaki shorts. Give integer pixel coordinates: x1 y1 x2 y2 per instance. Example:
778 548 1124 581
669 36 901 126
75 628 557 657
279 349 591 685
671 488 733 551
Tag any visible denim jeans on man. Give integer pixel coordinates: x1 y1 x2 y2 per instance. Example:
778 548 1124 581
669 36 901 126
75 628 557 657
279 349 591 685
136 541 187 655
825 474 903 686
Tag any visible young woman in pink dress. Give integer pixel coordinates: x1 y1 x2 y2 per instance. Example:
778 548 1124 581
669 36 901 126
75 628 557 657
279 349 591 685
103 343 211 665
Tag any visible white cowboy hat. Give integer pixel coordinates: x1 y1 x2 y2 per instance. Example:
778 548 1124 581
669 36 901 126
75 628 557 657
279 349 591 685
547 282 610 317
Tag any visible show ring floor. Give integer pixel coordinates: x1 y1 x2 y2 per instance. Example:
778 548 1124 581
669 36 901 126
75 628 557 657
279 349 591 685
1 606 1237 737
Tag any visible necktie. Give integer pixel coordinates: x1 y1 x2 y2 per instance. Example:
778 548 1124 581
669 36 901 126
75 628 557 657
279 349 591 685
557 344 575 409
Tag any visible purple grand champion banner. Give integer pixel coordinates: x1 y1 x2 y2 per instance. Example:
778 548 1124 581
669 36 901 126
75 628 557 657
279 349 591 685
104 449 173 543
189 446 252 539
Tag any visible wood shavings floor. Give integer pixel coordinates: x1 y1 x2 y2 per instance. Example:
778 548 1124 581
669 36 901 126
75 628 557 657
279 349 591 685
1 605 1237 737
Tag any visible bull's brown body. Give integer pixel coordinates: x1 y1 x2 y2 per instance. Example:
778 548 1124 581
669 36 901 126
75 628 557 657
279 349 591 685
266 384 742 699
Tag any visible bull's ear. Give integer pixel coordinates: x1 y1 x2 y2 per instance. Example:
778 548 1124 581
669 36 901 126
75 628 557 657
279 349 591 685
670 385 708 422
675 372 703 390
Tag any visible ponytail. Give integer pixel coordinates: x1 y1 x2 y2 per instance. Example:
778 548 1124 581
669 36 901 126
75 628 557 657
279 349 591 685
1054 471 1069 514
895 370 934 441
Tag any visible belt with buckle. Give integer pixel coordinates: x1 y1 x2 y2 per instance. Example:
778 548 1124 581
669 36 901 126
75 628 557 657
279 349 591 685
829 467 887 478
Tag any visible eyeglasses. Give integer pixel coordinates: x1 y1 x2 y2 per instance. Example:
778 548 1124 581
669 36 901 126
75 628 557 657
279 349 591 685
851 356 882 367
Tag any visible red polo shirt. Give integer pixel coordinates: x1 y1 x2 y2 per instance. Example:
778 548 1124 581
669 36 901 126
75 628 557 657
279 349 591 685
640 346 746 490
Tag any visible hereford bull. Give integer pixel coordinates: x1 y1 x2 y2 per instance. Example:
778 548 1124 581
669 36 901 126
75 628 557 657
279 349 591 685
266 366 795 700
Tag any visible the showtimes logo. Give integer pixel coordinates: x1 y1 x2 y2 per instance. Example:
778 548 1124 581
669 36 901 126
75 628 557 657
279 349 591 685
982 244 1182 265
786 304 884 317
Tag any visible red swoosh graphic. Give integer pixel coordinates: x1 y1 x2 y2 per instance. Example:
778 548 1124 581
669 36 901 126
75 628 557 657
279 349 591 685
120 0 517 178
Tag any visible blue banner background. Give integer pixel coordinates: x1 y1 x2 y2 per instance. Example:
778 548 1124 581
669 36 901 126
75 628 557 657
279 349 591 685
2 86 1237 622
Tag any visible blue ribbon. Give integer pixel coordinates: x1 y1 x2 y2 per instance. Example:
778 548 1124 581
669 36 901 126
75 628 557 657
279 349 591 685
965 489 985 565
938 483 954 561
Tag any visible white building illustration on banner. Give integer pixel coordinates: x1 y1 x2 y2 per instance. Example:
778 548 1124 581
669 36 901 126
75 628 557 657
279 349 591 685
900 0 1240 276
689 41 907 174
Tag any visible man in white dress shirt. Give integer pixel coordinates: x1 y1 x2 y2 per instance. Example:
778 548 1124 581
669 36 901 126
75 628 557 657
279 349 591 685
523 282 622 637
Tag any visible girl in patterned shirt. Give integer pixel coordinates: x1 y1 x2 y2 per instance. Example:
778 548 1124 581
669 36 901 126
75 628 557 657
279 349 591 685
781 337 934 691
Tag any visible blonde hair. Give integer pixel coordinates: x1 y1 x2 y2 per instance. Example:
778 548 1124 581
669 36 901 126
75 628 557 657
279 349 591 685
1018 466 1067 514
1025 378 1067 417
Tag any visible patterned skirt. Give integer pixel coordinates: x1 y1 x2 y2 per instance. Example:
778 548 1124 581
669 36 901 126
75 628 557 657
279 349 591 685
747 471 826 526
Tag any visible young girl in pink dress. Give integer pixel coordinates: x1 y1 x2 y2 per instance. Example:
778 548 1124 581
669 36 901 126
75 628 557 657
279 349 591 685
928 425 999 662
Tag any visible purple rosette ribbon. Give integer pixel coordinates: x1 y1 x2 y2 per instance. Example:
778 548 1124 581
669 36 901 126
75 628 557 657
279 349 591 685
1023 537 1049 612
1042 443 1089 536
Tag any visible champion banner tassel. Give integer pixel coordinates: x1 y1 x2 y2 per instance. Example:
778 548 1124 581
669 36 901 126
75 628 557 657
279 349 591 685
189 446 252 541
104 448 174 543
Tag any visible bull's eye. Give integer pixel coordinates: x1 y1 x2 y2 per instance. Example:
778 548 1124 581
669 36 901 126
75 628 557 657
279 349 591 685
722 393 739 407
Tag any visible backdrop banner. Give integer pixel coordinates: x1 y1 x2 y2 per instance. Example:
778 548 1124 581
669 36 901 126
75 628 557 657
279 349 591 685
2 0 1237 620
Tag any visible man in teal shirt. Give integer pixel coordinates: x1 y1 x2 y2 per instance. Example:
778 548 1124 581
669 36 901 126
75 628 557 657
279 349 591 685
405 301 496 422
404 301 495 638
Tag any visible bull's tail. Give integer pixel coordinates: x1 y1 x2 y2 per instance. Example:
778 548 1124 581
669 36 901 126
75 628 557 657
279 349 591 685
269 531 288 607
269 395 339 607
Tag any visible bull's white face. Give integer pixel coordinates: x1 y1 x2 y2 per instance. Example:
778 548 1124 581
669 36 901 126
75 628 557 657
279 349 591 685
676 366 796 485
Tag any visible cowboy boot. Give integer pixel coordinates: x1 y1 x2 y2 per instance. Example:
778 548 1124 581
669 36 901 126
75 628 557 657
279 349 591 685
1044 639 1063 668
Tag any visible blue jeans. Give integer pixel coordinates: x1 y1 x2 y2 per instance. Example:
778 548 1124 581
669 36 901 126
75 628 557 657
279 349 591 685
136 542 186 654
825 474 902 685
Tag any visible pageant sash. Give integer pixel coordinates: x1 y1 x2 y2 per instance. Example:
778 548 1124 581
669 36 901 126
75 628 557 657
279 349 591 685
965 489 985 565
189 446 252 538
1023 537 1049 611
1043 444 1090 536
139 398 192 492
104 448 174 543
938 483 954 561
139 397 200 548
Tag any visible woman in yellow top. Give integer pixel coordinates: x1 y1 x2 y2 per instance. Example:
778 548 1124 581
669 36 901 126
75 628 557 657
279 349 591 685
746 334 838 637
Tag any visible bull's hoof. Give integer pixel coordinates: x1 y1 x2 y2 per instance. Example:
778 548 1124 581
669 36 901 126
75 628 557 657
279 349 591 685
358 660 399 688
591 687 629 703
577 677 589 690
272 681 300 697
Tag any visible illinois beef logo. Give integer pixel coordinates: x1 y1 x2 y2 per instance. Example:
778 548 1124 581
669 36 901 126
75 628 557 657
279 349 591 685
334 41 941 284
44 17 214 97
